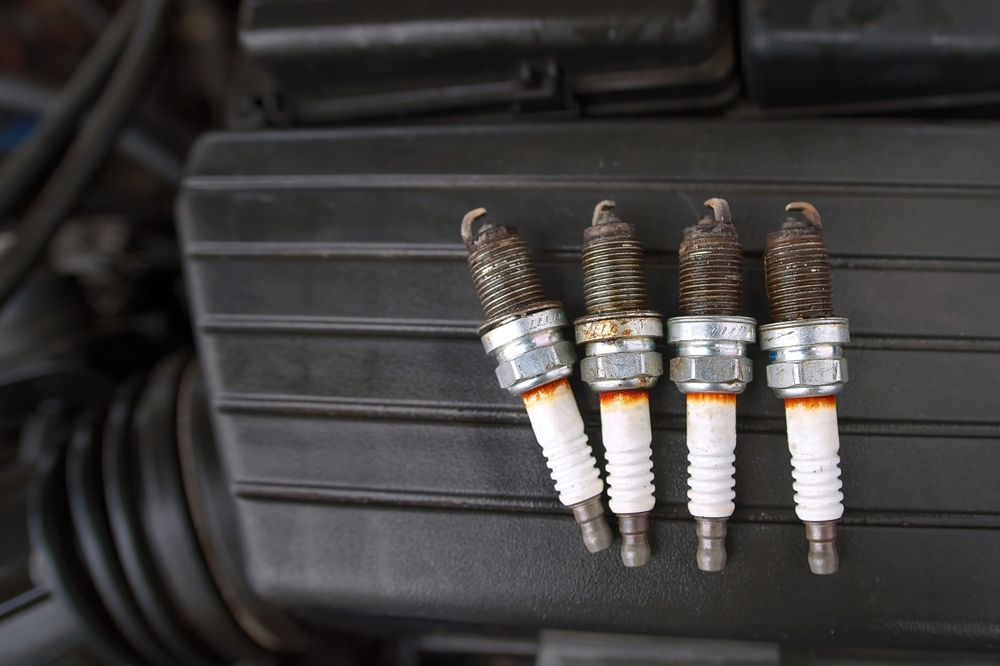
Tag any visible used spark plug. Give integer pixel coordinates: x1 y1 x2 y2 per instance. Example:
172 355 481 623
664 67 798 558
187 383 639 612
461 208 612 553
574 201 662 567
666 199 755 572
760 202 849 575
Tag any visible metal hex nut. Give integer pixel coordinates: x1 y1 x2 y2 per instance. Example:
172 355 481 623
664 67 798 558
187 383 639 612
766 358 848 391
495 340 576 391
580 351 662 383
670 356 752 386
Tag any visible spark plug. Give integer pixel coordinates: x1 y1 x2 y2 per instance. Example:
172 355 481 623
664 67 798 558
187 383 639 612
461 208 612 553
574 201 662 568
666 199 755 572
760 202 849 575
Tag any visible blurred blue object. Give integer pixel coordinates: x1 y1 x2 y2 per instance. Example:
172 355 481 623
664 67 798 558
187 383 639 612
0 116 38 153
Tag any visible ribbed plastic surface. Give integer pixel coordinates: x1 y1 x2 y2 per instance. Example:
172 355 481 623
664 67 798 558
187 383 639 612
742 0 1000 108
178 122 1000 650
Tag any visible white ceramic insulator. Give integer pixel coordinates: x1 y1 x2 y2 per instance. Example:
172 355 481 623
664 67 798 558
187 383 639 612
599 391 655 515
785 397 845 522
522 379 604 507
686 393 737 519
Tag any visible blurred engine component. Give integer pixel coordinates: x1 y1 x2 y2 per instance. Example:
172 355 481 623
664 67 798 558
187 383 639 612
233 0 737 125
742 0 1000 113
20 355 308 665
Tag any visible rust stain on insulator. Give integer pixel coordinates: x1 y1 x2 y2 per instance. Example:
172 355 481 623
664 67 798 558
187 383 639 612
678 198 743 317
598 389 649 408
521 378 571 406
462 208 557 328
581 200 649 315
686 392 737 408
785 395 837 411
764 202 834 323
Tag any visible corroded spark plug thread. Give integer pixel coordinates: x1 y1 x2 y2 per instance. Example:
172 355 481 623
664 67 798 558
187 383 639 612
581 205 647 313
764 205 833 322
575 201 662 568
668 198 755 572
462 208 612 553
467 224 550 323
760 202 849 575
678 205 743 316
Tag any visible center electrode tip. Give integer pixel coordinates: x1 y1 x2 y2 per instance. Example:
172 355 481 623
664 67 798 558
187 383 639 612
805 521 840 575
460 207 489 248
695 517 728 572
702 198 732 225
782 201 823 231
591 199 620 226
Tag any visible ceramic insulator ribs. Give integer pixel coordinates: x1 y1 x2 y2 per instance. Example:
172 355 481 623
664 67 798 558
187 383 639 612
685 393 737 518
599 391 655 515
523 379 604 507
785 396 845 522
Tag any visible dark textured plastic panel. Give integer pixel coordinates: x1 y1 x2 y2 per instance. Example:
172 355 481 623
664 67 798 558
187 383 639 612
178 121 1000 650
238 505 1000 646
237 0 728 106
224 416 1000 516
741 0 1000 108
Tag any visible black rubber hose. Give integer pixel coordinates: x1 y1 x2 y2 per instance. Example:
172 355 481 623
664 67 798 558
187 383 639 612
0 73 184 185
0 0 169 309
0 0 139 219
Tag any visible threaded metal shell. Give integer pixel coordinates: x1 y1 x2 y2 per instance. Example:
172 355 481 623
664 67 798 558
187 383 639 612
764 226 834 322
467 226 550 322
581 224 648 315
678 222 743 317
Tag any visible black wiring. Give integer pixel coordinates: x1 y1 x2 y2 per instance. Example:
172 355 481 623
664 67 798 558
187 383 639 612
0 0 171 310
0 0 139 220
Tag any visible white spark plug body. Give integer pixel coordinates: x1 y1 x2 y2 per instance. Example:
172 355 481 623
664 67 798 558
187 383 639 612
575 201 663 567
784 395 844 523
463 209 612 554
522 378 605 508
762 202 850 575
668 198 754 572
481 308 613 554
760 316 849 574
599 390 655 516
668 315 756 571
685 392 737 519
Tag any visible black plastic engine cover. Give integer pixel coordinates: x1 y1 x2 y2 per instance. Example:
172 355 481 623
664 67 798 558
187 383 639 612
742 0 1000 108
178 121 1000 650
237 0 734 121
